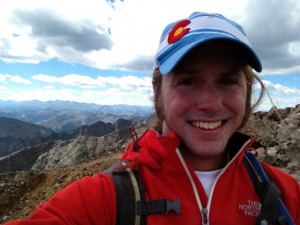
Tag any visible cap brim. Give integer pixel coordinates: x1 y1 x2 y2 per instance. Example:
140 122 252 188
159 37 262 75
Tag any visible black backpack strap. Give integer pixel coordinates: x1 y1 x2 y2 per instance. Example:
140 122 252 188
243 151 295 225
104 161 181 225
137 198 180 216
112 168 146 225
104 161 146 225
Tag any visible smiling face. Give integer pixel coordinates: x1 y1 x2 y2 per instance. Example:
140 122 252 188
157 42 248 170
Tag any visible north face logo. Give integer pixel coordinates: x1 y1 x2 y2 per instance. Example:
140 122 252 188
239 200 261 217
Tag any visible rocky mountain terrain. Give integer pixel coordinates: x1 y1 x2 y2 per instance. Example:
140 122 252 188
0 118 150 223
0 118 55 157
0 105 299 223
0 117 134 158
72 118 133 138
0 119 135 174
241 105 300 179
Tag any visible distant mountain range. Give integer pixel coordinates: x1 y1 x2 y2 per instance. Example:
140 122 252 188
0 100 153 157
0 100 153 133
0 116 139 157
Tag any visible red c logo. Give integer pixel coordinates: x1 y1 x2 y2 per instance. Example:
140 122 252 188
168 19 191 44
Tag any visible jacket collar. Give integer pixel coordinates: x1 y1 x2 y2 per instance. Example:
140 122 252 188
121 129 254 170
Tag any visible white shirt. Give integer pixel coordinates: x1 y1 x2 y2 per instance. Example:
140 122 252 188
195 169 223 197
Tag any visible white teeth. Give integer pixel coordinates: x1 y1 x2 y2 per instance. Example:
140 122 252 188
192 121 222 130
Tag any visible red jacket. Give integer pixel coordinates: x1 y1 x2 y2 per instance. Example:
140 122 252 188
4 129 300 225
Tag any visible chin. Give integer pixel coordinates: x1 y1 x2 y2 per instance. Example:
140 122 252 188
183 141 226 157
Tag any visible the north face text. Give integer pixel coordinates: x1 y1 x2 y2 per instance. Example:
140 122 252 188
239 200 261 217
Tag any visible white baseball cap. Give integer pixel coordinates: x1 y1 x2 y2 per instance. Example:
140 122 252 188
155 12 262 75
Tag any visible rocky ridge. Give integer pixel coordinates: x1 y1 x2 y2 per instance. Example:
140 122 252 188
0 105 299 223
0 117 134 161
0 119 140 174
242 105 300 179
0 118 55 157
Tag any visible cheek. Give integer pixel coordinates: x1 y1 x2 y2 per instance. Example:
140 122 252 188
156 91 176 121
222 80 247 115
159 89 181 122
240 81 248 107
233 78 247 104
162 94 190 133
234 84 248 119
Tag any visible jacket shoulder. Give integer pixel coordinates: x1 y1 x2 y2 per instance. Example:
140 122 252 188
261 162 300 223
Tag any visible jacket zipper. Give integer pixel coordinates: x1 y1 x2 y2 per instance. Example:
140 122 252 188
175 138 253 225
175 148 208 225
201 208 209 225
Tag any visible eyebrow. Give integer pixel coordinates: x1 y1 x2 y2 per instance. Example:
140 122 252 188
220 67 243 77
172 64 200 74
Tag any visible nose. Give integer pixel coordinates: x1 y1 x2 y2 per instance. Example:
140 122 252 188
194 84 223 113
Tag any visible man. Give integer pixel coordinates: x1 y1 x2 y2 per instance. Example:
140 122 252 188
4 12 299 225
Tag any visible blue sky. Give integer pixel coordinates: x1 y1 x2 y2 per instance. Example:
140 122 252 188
0 0 299 111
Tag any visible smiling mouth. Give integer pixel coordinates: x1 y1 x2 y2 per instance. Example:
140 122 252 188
191 121 223 130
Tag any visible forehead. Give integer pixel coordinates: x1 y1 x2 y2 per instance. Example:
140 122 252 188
174 41 247 69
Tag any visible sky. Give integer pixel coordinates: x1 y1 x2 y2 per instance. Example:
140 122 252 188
0 0 299 111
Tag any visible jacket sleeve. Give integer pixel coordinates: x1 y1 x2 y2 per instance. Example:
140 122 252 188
289 177 300 225
3 173 116 225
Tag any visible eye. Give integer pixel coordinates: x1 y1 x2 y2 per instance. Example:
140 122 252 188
222 77 238 85
218 74 240 86
178 77 196 86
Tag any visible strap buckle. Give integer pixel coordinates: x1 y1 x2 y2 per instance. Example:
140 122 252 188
163 198 180 214
137 198 180 215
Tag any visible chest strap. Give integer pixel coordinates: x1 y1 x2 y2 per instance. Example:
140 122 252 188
137 198 180 215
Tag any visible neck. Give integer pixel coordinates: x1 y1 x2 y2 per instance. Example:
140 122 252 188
179 147 228 171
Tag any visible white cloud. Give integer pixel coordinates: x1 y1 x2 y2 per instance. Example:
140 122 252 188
32 74 105 88
0 0 113 64
262 80 300 95
0 74 32 84
241 0 300 74
0 85 9 91
257 95 300 112
253 80 300 110
98 75 152 90
2 0 300 74
0 0 299 109
2 86 153 106
0 0 250 71
32 73 152 90
94 0 248 70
